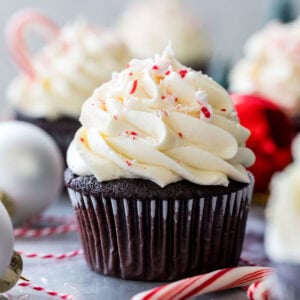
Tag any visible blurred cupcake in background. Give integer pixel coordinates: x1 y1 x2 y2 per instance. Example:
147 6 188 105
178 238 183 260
117 0 210 72
265 134 300 299
6 9 131 159
230 19 300 131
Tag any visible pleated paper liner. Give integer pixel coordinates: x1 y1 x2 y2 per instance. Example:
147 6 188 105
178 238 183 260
67 174 254 281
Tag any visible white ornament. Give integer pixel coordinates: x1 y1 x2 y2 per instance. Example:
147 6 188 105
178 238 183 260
0 202 14 278
0 121 63 224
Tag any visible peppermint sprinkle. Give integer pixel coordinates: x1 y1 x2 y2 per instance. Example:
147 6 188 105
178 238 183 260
201 107 211 119
221 108 227 112
160 110 168 118
113 115 118 120
130 131 138 136
165 70 171 76
161 96 166 100
130 79 138 94
152 65 159 70
80 137 85 143
126 160 132 167
179 69 188 78
178 132 183 138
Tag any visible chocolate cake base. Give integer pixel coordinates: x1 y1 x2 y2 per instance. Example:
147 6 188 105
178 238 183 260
16 112 80 161
65 169 254 281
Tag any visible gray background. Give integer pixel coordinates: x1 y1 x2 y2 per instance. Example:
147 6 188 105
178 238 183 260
1 0 300 109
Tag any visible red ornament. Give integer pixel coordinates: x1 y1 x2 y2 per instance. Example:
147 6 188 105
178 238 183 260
231 94 294 193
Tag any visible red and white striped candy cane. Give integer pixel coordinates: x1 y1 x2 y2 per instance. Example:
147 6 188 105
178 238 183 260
247 279 271 300
18 249 83 260
14 223 78 238
132 267 273 300
18 281 73 300
6 9 60 79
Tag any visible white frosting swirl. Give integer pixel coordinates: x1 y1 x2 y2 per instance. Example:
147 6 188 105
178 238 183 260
230 19 300 116
7 20 131 120
266 134 300 263
67 46 255 187
117 0 210 65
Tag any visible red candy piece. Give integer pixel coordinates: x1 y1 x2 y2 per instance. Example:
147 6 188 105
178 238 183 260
231 94 294 193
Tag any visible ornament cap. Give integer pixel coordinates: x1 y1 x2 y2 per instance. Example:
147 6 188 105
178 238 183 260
0 251 23 293
0 191 15 218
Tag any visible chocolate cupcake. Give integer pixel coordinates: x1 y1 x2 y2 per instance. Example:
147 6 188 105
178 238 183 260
265 134 300 299
6 10 131 159
65 46 255 281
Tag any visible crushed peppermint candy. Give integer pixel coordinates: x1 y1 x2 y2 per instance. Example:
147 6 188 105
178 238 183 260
159 110 168 118
178 69 188 78
80 137 85 143
129 79 138 94
125 131 138 137
201 107 211 119
126 160 133 167
178 132 183 138
130 131 138 136
152 65 159 70
195 89 213 121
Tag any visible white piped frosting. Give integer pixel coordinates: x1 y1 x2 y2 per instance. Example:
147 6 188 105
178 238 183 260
67 46 255 187
230 19 300 115
266 133 300 263
7 20 131 120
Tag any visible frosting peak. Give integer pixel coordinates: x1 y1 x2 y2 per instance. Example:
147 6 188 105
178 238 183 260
68 47 255 187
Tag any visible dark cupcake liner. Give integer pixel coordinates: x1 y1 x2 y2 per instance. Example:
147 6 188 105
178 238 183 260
67 177 254 281
272 263 300 300
16 112 80 161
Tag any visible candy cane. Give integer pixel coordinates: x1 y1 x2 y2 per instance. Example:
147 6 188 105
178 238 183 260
14 223 78 238
18 281 73 300
247 280 271 300
18 249 83 260
6 9 60 79
132 267 273 300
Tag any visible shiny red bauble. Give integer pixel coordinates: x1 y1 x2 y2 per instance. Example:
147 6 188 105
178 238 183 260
231 94 294 193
